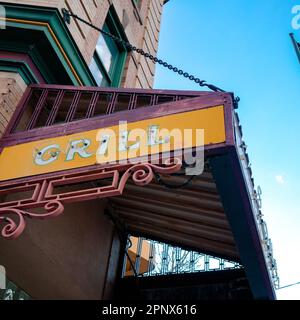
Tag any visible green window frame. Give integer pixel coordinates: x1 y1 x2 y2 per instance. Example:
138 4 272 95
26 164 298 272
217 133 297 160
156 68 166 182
132 0 142 11
90 9 127 87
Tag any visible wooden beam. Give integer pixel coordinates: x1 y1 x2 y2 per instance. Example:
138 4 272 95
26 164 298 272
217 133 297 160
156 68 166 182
126 223 239 260
115 207 234 244
111 195 229 228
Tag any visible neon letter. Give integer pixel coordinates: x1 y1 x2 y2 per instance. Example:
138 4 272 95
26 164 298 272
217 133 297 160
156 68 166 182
34 144 60 166
66 139 92 161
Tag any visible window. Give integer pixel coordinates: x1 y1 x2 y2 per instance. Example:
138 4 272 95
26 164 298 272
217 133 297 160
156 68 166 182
90 10 127 87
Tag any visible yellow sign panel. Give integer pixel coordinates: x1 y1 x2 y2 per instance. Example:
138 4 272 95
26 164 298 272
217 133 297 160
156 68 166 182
0 106 226 181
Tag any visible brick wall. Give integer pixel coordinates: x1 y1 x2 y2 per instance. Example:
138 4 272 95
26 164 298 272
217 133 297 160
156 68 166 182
3 0 165 89
0 72 27 137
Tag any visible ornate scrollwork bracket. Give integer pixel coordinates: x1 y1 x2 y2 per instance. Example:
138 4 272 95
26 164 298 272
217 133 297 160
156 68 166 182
119 158 182 189
0 201 64 240
0 158 182 240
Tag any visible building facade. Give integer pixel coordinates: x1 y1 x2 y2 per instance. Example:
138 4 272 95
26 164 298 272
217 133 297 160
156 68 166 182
0 0 167 300
0 0 163 137
0 1 279 301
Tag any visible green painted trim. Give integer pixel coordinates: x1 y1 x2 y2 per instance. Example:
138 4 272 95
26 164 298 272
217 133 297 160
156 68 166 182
107 7 128 50
107 7 128 87
0 40 57 84
48 9 97 86
3 3 97 86
2 13 77 84
0 60 38 84
112 50 127 87
90 6 128 87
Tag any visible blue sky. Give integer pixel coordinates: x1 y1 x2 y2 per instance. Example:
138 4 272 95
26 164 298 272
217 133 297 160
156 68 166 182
154 0 300 300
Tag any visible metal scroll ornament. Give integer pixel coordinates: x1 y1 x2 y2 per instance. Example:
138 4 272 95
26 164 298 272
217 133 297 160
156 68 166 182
0 159 182 240
119 158 182 188
0 201 64 240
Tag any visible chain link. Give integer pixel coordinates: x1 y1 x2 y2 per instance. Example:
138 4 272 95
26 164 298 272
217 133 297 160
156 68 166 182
62 9 227 93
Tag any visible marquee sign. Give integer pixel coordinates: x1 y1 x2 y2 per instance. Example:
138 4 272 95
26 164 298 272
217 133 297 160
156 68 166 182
0 85 279 299
0 105 226 181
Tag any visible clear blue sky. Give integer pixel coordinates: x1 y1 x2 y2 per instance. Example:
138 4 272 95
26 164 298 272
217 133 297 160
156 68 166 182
154 0 300 300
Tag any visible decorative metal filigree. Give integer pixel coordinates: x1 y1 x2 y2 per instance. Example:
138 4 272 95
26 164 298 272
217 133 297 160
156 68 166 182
0 159 182 240
0 201 64 240
119 158 182 189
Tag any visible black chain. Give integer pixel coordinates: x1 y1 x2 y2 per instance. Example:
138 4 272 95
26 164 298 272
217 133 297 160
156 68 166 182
62 8 227 93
